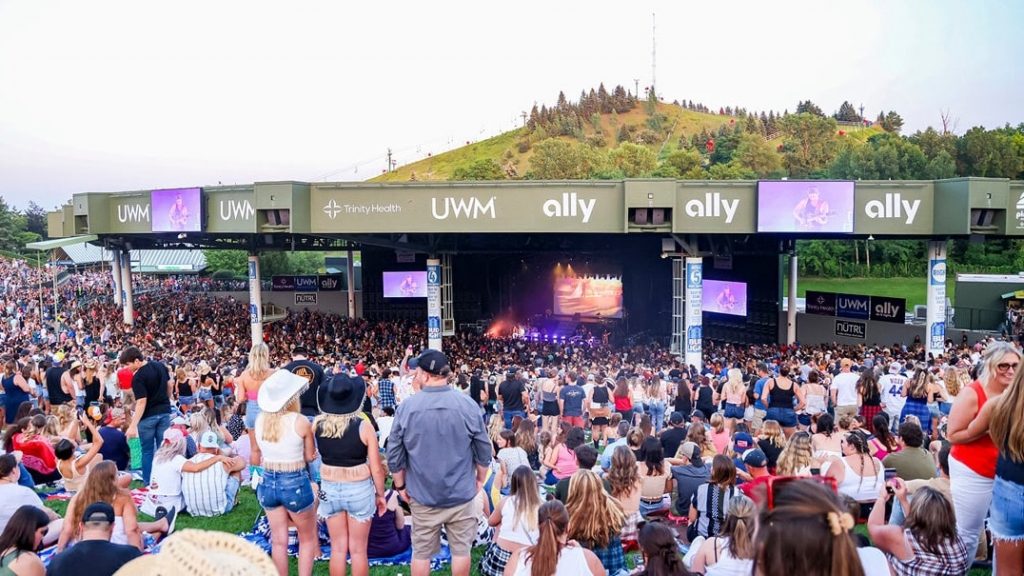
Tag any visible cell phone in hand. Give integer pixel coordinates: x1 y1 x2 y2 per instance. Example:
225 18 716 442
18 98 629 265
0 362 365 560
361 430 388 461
884 468 897 494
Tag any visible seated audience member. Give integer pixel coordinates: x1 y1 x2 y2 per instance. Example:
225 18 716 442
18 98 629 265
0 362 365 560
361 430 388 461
55 414 105 493
825 430 883 510
868 481 970 575
635 521 688 576
741 449 772 482
0 455 62 545
554 444 599 504
11 415 59 484
688 455 738 542
98 407 130 471
377 406 395 450
882 420 935 482
689 495 756 575
671 442 710 515
599 421 632 471
659 411 689 459
224 400 246 442
637 438 672 516
480 466 541 576
367 490 411 559
150 428 231 513
503 500 605 576
182 431 246 517
0 505 50 576
496 430 531 492
603 446 642 543
46 502 142 576
566 469 626 575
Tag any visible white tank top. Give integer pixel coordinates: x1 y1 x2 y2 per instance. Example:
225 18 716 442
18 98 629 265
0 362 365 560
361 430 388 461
512 545 592 576
499 497 540 546
837 457 883 502
255 412 305 463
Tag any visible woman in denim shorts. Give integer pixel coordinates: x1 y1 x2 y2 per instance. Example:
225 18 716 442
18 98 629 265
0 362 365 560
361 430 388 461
314 373 387 576
988 378 1024 573
236 343 273 468
254 369 318 576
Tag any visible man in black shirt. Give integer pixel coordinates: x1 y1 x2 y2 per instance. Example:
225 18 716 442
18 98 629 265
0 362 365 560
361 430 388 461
498 368 529 429
660 411 689 458
45 359 71 406
284 346 325 420
46 501 142 576
122 346 171 485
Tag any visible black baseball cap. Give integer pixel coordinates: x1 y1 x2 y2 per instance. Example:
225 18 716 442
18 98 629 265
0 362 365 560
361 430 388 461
414 349 449 375
82 501 115 524
669 411 685 425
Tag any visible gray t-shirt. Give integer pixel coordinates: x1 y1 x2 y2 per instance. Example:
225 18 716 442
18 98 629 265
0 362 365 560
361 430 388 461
387 385 492 508
0 483 47 534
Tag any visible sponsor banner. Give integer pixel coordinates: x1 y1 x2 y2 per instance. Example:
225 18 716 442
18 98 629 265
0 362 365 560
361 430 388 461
311 183 625 234
870 295 906 324
295 293 317 305
836 293 870 320
109 193 153 234
805 290 836 316
249 303 259 325
684 258 703 370
272 276 295 291
835 320 866 340
294 275 318 292
926 241 947 356
674 185 756 233
854 186 933 235
318 275 343 291
427 260 443 350
206 188 257 233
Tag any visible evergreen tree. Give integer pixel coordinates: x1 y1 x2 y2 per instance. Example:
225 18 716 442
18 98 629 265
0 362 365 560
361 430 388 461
597 83 611 113
796 100 824 116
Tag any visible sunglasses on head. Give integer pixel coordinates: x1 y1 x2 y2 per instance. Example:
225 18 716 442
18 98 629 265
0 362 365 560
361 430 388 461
757 475 838 510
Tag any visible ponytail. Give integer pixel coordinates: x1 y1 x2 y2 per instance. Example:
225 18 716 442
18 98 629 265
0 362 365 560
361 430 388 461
527 500 569 576
637 522 687 576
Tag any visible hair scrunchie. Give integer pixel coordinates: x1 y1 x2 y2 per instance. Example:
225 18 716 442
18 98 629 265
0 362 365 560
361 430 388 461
826 511 855 535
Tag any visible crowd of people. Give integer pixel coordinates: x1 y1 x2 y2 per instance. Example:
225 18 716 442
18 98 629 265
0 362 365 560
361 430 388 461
0 256 1021 575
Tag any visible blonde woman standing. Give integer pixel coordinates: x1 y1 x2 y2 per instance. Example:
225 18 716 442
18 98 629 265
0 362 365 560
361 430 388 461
236 343 276 467
254 370 318 576
721 369 747 430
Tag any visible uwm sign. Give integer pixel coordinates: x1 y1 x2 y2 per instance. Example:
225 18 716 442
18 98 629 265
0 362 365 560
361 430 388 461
206 191 257 233
109 195 152 233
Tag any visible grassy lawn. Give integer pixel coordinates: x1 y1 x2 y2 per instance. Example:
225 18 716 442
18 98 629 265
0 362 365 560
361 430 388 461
784 276 956 308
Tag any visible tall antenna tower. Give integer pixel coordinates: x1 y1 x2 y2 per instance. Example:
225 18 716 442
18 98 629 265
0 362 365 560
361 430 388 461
651 12 657 95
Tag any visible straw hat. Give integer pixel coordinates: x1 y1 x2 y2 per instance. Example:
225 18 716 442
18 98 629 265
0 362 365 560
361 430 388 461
257 369 309 413
114 529 276 576
197 361 212 376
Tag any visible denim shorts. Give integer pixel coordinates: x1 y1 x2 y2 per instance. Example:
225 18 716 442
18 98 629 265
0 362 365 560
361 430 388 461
256 469 315 513
724 403 745 419
318 478 376 521
198 389 213 401
766 407 798 428
245 399 261 429
179 395 195 406
224 476 241 513
989 476 1024 541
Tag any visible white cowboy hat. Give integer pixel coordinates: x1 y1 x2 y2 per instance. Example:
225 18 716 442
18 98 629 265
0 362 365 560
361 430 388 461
114 529 276 576
257 369 309 413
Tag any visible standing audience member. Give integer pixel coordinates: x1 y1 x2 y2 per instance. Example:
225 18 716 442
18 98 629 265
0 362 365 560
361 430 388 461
236 342 277 468
122 346 172 485
387 350 492 576
314 374 387 576
46 502 142 576
253 370 318 576
987 354 1024 574
831 359 861 420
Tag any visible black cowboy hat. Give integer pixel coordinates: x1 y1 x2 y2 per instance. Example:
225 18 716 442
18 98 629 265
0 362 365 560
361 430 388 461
316 373 366 416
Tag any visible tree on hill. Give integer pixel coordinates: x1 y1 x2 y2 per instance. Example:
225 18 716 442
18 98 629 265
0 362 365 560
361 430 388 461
608 143 658 177
909 127 958 161
881 111 904 133
528 140 606 179
828 133 926 180
834 101 861 122
451 158 506 181
598 84 611 114
957 126 1024 178
661 147 704 176
779 113 837 177
796 100 824 116
23 201 48 240
733 133 783 177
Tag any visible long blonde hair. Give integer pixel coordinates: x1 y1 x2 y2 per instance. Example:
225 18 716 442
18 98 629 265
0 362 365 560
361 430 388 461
245 343 272 380
566 469 625 548
761 420 786 448
605 445 640 499
777 431 814 476
70 461 122 531
991 362 1024 463
155 437 186 464
313 413 363 440
258 397 300 443
725 368 745 397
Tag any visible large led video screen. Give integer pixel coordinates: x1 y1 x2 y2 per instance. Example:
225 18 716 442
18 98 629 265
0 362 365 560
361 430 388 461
757 181 854 233
382 271 427 298
151 187 202 232
553 274 623 319
702 279 748 316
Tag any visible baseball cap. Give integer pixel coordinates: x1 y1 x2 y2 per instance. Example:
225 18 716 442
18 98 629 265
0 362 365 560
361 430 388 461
889 362 902 374
162 428 184 445
414 349 449 376
82 501 115 524
679 441 701 461
733 432 755 452
171 415 189 427
691 409 706 421
199 431 220 449
668 411 684 425
743 449 768 468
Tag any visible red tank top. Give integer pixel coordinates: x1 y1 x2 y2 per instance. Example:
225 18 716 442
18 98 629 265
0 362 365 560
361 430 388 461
950 381 998 478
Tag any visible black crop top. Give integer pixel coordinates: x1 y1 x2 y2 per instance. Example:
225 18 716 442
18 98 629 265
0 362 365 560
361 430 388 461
768 380 796 409
316 418 368 467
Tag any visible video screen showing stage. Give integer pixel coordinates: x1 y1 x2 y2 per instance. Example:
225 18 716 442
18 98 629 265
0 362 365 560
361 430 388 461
382 271 427 298
757 180 854 233
151 187 202 232
553 270 623 319
702 279 748 316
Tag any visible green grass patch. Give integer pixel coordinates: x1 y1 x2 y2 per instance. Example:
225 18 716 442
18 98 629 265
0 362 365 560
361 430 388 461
784 276 956 308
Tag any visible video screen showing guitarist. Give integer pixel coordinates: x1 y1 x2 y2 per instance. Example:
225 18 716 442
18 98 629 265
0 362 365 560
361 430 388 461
792 186 832 230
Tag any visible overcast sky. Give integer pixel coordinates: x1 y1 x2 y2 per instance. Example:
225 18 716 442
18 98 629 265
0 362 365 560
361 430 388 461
1 0 1021 209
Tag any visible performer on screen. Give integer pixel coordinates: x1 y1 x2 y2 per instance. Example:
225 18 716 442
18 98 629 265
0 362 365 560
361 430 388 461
715 284 737 312
399 274 418 296
168 193 190 230
792 186 831 230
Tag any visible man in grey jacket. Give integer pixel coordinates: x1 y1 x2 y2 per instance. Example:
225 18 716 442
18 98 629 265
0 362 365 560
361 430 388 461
387 349 491 576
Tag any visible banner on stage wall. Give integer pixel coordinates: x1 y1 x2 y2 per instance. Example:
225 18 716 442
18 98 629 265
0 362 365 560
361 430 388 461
927 242 947 356
684 258 703 370
427 260 442 350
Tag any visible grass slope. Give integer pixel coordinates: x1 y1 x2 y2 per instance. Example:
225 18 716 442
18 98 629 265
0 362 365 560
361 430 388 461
784 276 956 308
